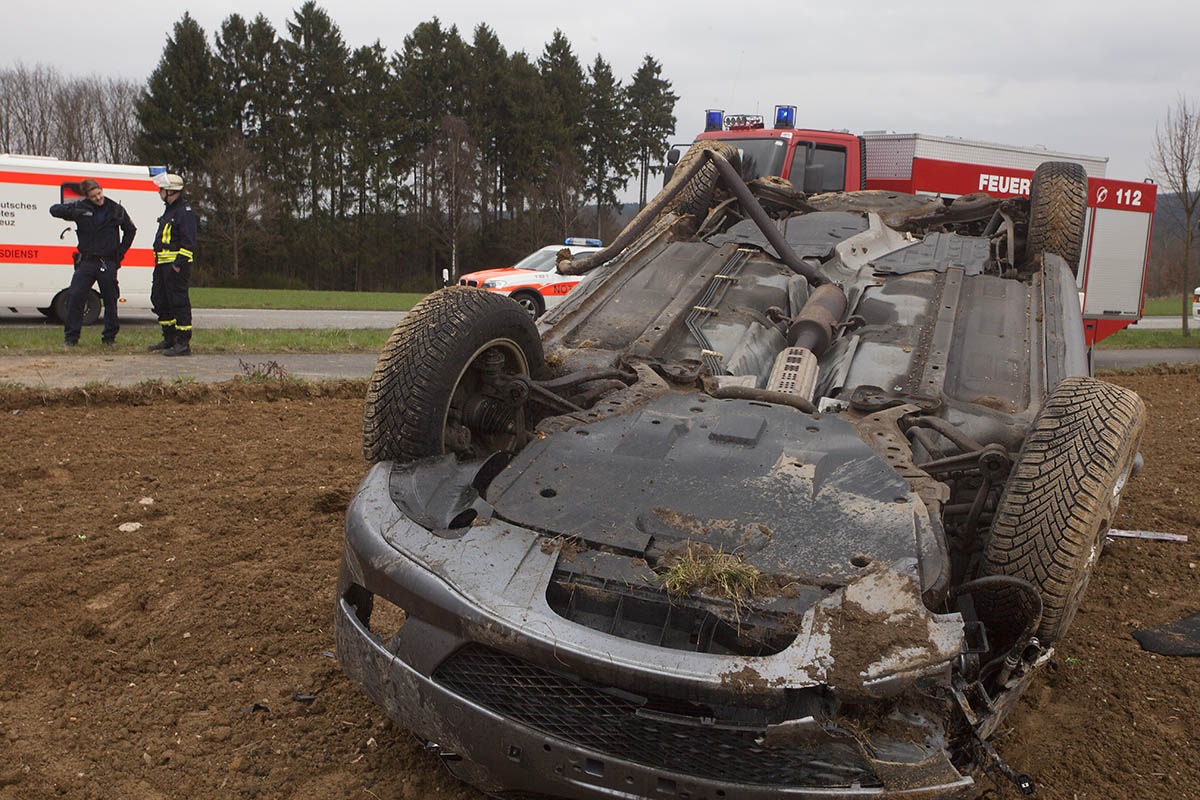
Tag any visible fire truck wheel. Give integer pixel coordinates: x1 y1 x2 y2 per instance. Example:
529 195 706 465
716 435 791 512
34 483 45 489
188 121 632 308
362 287 544 464
979 376 1145 645
663 140 739 220
509 290 544 319
1025 161 1088 277
51 289 102 326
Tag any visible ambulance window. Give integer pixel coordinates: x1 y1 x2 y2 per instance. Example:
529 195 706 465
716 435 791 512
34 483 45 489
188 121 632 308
788 143 847 193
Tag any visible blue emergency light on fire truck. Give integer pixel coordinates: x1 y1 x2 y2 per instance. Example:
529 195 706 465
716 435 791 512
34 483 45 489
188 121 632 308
667 104 1156 346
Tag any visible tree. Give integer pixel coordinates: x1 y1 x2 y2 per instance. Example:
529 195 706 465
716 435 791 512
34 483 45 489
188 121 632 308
282 2 351 286
196 133 280 283
467 24 508 227
426 115 480 281
1 64 58 156
1151 94 1200 336
538 30 587 156
582 55 632 238
626 55 678 208
496 51 554 217
134 13 220 176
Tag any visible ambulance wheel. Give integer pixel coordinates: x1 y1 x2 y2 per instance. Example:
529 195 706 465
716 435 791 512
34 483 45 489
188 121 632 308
979 377 1145 644
362 287 545 464
509 291 544 320
51 290 101 326
1025 161 1088 277
663 140 740 220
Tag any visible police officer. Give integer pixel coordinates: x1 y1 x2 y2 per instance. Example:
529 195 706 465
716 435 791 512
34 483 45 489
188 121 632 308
149 173 198 356
49 178 136 347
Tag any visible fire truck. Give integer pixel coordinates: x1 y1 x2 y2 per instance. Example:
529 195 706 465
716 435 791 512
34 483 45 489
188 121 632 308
0 154 164 324
671 106 1156 344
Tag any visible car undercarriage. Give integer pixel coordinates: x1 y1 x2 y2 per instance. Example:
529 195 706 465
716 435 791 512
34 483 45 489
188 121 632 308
336 142 1146 799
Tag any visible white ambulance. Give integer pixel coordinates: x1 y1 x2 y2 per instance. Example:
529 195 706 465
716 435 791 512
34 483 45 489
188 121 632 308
0 154 164 324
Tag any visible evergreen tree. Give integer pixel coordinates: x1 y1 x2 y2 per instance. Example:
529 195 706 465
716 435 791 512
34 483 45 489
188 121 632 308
346 42 399 290
537 31 587 234
468 24 508 226
538 30 587 155
583 55 632 237
497 52 554 218
240 16 291 193
134 12 220 176
213 14 252 133
626 55 678 207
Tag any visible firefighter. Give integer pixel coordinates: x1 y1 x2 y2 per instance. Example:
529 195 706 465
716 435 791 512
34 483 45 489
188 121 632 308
48 178 136 347
149 173 198 356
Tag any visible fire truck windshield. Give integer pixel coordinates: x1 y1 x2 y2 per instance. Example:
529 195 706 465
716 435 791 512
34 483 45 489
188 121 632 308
723 138 789 181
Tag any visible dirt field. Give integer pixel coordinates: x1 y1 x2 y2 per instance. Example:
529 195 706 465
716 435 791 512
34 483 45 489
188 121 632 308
0 370 1196 800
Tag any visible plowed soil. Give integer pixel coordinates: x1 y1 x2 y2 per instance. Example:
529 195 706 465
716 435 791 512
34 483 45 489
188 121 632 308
0 370 1196 800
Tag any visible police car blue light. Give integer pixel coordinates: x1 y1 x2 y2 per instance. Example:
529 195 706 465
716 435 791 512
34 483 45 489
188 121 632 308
564 237 603 247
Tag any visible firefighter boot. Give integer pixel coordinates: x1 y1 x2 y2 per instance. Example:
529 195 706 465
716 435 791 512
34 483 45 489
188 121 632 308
148 325 176 352
164 329 191 357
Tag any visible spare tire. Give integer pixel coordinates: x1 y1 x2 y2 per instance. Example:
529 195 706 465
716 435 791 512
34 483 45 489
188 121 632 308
979 376 1145 644
1025 161 1088 277
362 287 544 463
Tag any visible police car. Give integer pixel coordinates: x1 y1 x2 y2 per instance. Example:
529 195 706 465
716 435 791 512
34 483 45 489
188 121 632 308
458 238 603 318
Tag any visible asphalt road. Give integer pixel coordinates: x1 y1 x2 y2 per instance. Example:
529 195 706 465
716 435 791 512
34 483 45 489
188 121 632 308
0 309 1196 388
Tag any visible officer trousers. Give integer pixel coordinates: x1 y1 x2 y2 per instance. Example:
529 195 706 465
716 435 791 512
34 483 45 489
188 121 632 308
65 256 120 343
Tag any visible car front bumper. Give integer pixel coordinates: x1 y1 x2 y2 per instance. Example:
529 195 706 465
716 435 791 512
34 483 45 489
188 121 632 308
335 462 976 799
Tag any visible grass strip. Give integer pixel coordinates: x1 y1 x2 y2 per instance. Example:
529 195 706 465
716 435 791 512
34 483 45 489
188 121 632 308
0 326 391 355
191 287 426 311
1094 329 1200 349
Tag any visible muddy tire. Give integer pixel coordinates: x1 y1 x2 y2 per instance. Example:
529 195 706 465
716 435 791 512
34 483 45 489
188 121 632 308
362 287 544 463
663 140 739 219
1025 161 1088 276
980 377 1145 644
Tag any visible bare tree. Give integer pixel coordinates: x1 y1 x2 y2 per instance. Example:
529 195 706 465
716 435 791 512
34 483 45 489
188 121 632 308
96 78 141 163
425 115 479 281
1 64 140 163
541 153 585 241
3 63 58 155
1151 93 1200 335
196 133 280 281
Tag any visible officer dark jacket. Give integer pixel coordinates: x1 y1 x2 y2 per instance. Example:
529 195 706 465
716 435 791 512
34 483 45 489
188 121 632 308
49 198 136 263
153 196 198 267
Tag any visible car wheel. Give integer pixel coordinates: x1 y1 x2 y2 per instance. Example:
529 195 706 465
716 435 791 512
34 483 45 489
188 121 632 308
1025 161 1088 277
51 289 101 326
362 287 545 464
664 140 739 220
510 291 544 319
980 376 1145 644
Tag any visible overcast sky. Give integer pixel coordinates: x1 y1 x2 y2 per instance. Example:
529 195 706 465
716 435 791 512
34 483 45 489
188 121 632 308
8 0 1197 190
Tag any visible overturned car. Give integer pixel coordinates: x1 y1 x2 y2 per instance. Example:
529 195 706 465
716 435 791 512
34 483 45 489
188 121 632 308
335 141 1146 799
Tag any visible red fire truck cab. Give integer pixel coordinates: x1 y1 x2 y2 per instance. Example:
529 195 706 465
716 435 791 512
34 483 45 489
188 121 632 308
676 106 1156 345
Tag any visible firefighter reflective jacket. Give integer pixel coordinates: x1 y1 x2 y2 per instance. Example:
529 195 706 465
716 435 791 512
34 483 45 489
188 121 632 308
153 196 198 267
